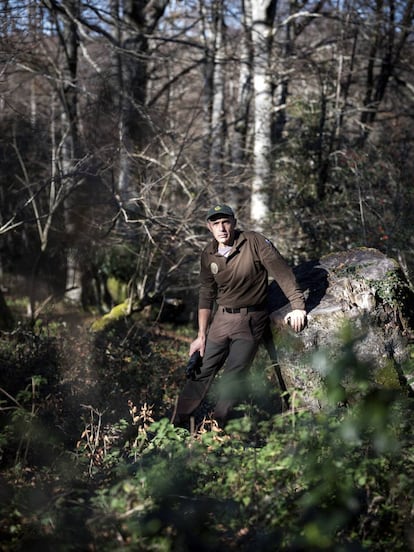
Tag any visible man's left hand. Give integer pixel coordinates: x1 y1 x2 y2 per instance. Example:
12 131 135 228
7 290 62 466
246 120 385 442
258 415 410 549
284 309 307 332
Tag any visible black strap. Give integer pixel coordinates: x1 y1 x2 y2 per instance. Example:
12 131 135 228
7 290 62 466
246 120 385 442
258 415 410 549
262 323 290 409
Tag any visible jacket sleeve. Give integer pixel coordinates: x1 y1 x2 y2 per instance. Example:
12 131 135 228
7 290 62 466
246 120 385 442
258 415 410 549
198 248 218 310
255 233 305 311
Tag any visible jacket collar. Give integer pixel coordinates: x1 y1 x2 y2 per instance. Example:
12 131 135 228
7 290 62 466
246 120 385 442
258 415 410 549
207 229 246 255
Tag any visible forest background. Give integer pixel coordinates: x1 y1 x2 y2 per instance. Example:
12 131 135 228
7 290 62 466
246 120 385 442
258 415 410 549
1 0 414 550
1 0 414 315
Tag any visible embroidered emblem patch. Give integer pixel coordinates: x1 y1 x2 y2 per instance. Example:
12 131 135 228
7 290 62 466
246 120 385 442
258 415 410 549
210 262 219 275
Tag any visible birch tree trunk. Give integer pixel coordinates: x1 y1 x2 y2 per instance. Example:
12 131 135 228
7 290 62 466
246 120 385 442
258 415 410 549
209 2 226 183
249 0 277 229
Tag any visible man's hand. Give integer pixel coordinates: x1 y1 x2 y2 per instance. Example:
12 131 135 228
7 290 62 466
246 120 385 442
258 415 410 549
284 309 307 332
189 335 206 357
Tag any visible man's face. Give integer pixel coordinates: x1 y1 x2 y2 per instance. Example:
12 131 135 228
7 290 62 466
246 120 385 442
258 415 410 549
207 216 237 246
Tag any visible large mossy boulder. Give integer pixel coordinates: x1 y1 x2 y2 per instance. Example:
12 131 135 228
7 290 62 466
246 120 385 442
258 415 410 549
268 248 414 409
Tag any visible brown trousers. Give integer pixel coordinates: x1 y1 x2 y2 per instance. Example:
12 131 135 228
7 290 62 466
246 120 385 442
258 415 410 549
173 307 269 426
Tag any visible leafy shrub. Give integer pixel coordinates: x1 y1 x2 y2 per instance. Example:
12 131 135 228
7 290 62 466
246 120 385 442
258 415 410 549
0 325 65 469
1 321 414 551
80 332 414 551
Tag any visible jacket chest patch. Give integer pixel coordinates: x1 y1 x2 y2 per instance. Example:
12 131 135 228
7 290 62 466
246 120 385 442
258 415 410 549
210 262 219 275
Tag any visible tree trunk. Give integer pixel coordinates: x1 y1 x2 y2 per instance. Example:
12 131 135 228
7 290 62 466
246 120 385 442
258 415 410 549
0 287 14 330
56 0 83 305
209 2 227 183
358 0 414 145
249 0 277 228
231 0 253 209
116 0 169 209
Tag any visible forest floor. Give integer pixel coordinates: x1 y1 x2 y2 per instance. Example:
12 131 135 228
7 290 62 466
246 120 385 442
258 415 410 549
56 305 191 423
2 295 414 551
2 294 194 454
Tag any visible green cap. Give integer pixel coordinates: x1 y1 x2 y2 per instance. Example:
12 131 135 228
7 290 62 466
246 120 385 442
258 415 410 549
206 204 235 221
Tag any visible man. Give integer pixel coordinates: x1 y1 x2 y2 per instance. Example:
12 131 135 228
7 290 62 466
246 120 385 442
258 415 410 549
173 204 306 428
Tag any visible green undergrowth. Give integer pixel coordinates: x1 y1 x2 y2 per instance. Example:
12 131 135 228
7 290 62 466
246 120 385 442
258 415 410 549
0 320 413 551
